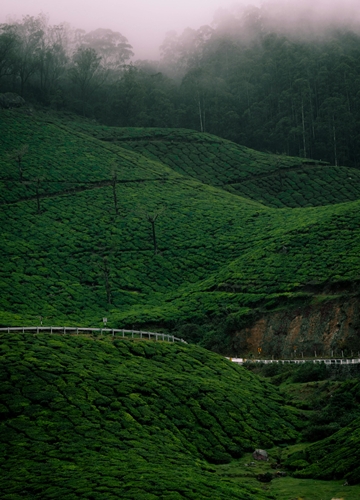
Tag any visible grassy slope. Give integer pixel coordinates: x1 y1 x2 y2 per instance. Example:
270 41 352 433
69 123 360 208
291 417 360 485
0 334 301 499
1 109 360 347
284 377 360 485
3 335 360 497
244 362 360 487
3 110 360 497
215 449 360 499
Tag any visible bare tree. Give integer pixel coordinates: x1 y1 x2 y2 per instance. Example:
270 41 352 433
112 169 119 216
36 178 41 214
10 144 29 182
99 256 111 304
141 206 166 255
10 15 47 96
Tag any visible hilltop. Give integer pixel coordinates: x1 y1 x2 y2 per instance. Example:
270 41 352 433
1 108 360 355
69 122 360 209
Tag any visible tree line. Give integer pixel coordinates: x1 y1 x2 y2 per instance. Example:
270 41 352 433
2 6 360 168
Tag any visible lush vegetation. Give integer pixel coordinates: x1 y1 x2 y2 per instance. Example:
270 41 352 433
2 6 360 169
215 449 360 499
281 375 360 485
1 108 360 353
70 123 360 209
2 5 360 497
0 333 301 499
3 335 360 498
246 362 360 486
289 416 360 485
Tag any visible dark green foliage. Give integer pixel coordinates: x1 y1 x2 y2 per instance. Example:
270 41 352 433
0 334 294 498
301 380 360 442
291 363 328 383
257 472 274 483
249 365 360 484
1 109 360 350
290 416 360 484
72 123 360 209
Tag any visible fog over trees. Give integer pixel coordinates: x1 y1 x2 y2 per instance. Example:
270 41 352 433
2 1 360 167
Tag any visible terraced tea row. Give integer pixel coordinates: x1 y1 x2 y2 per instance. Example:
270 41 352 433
1 109 360 349
69 123 360 208
0 334 298 499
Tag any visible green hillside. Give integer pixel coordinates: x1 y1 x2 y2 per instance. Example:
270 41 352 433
4 334 360 498
0 333 300 499
285 377 360 485
69 123 360 208
1 108 360 350
289 416 360 486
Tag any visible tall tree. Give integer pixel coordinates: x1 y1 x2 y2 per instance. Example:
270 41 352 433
81 28 133 72
36 24 68 103
10 15 47 96
69 47 106 114
0 25 18 82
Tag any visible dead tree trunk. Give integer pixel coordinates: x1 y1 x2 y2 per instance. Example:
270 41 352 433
150 218 157 255
11 144 29 183
112 171 118 215
143 207 166 256
36 178 41 214
101 257 111 304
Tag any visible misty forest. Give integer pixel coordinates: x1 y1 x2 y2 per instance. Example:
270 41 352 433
3 2 360 499
2 5 360 167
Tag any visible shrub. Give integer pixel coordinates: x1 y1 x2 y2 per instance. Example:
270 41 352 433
292 363 328 383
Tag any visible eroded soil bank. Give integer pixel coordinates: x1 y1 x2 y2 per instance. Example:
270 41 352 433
232 296 360 358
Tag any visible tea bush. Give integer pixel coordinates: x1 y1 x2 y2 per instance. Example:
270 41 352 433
0 334 296 498
1 109 360 348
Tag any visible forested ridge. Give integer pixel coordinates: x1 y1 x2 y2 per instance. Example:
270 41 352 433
2 4 360 168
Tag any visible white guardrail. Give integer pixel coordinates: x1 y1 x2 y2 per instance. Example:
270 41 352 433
228 357 360 365
0 327 187 344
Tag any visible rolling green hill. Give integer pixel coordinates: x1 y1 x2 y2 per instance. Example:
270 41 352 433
4 334 360 498
0 333 300 499
68 122 360 209
284 377 360 485
2 109 360 500
1 108 360 351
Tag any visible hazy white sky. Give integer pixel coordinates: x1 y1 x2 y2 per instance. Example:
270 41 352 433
0 0 259 59
1 0 359 59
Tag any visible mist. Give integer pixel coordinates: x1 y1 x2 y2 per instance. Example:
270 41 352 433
1 0 360 59
260 0 360 37
0 0 258 60
2 2 360 205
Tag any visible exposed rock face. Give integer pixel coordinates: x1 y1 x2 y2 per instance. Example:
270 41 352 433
233 297 360 358
0 92 25 109
253 449 269 461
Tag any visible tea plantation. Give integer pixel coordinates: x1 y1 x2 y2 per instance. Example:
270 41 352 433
2 106 360 497
283 376 360 486
0 333 300 499
1 108 360 346
4 335 360 498
69 122 360 208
